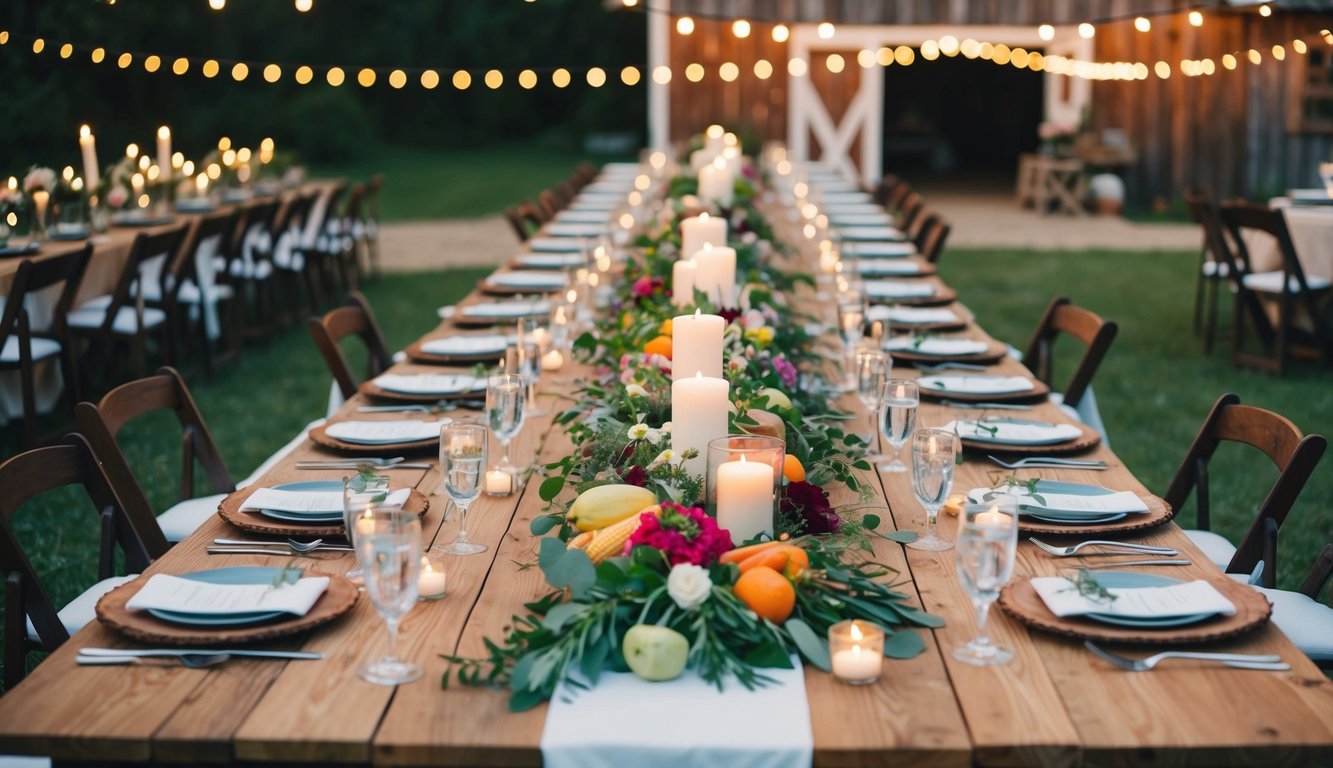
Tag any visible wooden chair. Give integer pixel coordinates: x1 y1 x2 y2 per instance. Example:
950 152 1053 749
364 174 384 278
76 365 234 547
504 202 544 243
67 225 187 383
227 199 282 340
1021 296 1118 440
896 191 925 234
307 291 393 400
0 247 91 448
871 175 904 208
1165 393 1327 588
1182 188 1243 355
1 434 159 689
270 190 320 321
915 215 952 264
153 210 242 375
537 189 561 221
572 162 599 189
1219 201 1333 373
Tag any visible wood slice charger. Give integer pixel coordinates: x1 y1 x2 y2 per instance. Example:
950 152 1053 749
404 338 506 365
359 377 487 403
95 573 360 645
955 420 1102 456
479 277 567 296
217 486 431 538
889 342 1007 365
858 261 937 279
998 574 1271 645
308 422 439 454
1018 492 1174 536
871 285 959 307
917 377 1052 404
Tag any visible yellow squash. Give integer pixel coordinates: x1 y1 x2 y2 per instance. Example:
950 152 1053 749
566 484 657 532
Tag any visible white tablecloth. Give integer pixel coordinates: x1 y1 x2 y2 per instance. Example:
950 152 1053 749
1250 199 1333 281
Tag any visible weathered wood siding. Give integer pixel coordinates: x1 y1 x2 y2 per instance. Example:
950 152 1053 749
666 1 1333 204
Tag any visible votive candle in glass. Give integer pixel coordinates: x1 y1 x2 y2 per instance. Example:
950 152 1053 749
829 620 884 685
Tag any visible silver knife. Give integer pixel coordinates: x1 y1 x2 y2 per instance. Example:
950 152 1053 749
1084 559 1192 568
207 547 299 556
212 540 354 551
942 400 1034 410
295 462 431 469
80 647 322 660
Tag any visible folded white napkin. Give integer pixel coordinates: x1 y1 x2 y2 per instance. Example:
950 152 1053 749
372 374 485 395
241 487 410 513
541 659 812 768
487 270 567 288
545 223 606 238
918 375 1033 394
127 573 329 616
968 483 1149 514
822 203 884 215
838 226 907 242
462 301 552 318
528 238 585 253
581 182 631 195
421 334 509 355
867 306 958 324
325 419 448 444
819 191 873 203
1031 577 1236 619
865 280 935 299
832 213 894 227
858 261 922 276
555 210 612 224
845 241 916 258
886 337 989 356
946 419 1082 444
516 252 586 268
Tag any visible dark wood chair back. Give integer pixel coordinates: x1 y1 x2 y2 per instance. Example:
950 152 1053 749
165 210 239 300
0 246 93 446
92 225 188 337
1022 295 1118 409
916 215 952 264
537 189 561 221
233 199 281 259
573 162 598 188
504 202 544 243
1164 394 1327 587
1299 543 1333 600
897 191 925 233
307 291 392 400
0 434 158 688
75 365 233 557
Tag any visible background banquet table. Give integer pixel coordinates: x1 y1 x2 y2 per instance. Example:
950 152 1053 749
0 190 1330 768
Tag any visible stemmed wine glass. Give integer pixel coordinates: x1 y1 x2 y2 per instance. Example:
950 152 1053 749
953 494 1019 666
878 378 918 473
855 349 890 459
507 340 546 417
438 423 488 555
342 472 391 581
836 288 866 392
486 373 527 488
356 506 423 685
908 428 957 551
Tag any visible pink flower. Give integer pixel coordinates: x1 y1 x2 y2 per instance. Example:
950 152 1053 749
627 502 733 566
106 185 128 209
631 276 656 297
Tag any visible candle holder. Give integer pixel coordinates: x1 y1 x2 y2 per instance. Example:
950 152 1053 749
706 434 784 546
829 619 884 685
417 553 448 602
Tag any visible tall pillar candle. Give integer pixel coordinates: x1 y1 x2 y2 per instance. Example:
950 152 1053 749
698 157 734 208
679 212 727 262
672 258 697 307
156 126 172 182
79 126 100 193
671 373 730 479
693 244 737 308
704 124 725 154
671 309 724 381
716 455 775 545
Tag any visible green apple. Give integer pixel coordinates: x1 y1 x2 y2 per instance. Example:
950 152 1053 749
622 624 689 682
758 387 792 411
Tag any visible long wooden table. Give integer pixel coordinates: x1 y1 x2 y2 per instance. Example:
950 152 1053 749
1 175 1331 766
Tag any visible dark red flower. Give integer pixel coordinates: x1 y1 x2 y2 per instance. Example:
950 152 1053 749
618 464 647 487
780 481 840 534
718 306 742 322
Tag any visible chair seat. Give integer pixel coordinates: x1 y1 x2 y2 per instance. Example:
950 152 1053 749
1253 586 1333 661
1183 529 1237 570
1048 387 1110 447
0 336 61 364
1241 271 1332 294
1201 260 1230 278
226 259 274 280
24 574 137 642
157 492 229 542
174 281 235 305
67 303 167 334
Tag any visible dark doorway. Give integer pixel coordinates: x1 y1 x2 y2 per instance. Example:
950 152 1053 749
881 53 1045 177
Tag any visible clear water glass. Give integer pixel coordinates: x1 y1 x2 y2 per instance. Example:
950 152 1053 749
508 340 546 417
439 423 488 555
878 378 918 473
837 289 866 391
908 428 957 551
356 507 423 685
953 494 1019 666
342 473 391 581
855 349 890 458
487 373 526 478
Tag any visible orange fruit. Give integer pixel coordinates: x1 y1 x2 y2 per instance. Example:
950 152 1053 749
733 565 796 623
783 454 806 483
660 318 673 336
644 335 673 359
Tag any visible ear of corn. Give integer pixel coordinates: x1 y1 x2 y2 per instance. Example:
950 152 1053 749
583 504 661 563
567 531 594 551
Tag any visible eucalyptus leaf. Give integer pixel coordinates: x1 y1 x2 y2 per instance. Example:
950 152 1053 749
530 514 561 536
785 618 831 671
879 530 919 544
542 602 587 633
883 629 926 659
862 514 881 530
543 546 597 600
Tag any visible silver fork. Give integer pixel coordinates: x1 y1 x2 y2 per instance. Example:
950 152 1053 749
988 455 1108 469
294 461 430 470
1084 641 1287 671
1029 537 1177 557
942 401 1034 411
212 538 352 552
915 362 990 373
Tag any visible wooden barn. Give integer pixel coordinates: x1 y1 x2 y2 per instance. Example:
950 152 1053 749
646 0 1333 207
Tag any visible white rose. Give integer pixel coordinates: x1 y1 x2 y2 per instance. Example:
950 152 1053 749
667 563 712 610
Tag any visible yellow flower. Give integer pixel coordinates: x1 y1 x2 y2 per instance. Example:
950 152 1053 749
744 327 774 346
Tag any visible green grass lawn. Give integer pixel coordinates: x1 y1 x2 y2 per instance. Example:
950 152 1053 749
940 248 1332 601
311 143 601 221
